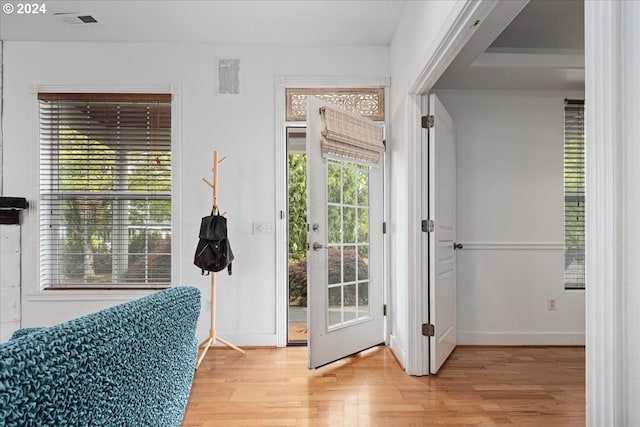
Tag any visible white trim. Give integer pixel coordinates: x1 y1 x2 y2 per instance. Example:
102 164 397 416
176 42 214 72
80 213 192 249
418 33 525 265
585 2 624 425
389 333 407 368
623 3 640 425
27 84 181 300
460 242 564 251
382 84 391 346
405 0 498 376
406 94 425 376
274 76 390 348
278 76 390 89
34 85 175 94
458 331 585 346
409 0 499 95
171 88 183 288
472 50 584 69
207 333 277 348
274 77 287 348
26 290 155 302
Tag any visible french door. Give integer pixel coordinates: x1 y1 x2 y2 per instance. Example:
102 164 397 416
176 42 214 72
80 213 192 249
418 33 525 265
306 96 385 369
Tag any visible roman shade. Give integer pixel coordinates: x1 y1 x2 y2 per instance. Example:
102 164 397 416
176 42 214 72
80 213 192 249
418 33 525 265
319 105 385 164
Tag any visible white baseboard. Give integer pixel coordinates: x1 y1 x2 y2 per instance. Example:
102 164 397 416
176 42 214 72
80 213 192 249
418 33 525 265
457 331 585 346
389 334 408 370
196 332 278 347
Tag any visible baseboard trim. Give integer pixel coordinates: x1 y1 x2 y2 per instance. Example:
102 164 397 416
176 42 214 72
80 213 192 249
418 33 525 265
460 242 564 251
389 334 407 371
457 331 585 346
196 333 278 348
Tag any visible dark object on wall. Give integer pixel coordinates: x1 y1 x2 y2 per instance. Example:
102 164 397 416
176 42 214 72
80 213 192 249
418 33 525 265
0 197 28 225
194 211 234 275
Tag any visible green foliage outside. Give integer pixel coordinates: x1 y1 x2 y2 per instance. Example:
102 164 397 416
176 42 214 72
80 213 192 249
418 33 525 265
55 126 171 283
288 153 307 263
288 155 371 306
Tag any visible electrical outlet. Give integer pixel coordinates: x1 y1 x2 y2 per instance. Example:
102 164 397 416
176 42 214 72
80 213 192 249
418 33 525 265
253 222 273 235
548 297 557 311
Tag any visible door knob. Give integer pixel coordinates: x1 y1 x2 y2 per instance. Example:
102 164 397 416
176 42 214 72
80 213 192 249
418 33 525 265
453 242 463 250
312 242 325 251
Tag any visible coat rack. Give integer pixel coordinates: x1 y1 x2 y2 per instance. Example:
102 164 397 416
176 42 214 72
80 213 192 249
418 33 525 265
196 150 244 370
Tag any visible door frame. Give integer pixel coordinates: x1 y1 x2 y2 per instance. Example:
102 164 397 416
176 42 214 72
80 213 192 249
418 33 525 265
406 1 622 422
274 76 390 347
404 0 497 375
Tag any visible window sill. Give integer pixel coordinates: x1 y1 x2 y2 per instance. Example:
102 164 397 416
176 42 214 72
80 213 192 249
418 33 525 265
26 288 158 302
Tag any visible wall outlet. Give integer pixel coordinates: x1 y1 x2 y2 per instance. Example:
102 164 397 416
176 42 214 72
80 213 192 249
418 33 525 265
548 297 557 311
252 222 273 235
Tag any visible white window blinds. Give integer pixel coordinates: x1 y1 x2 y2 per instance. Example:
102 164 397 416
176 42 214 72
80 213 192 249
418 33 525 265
319 105 385 164
39 93 172 289
564 100 585 289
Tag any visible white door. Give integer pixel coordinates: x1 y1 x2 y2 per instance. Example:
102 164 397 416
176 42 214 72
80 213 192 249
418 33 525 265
427 94 457 374
306 96 385 369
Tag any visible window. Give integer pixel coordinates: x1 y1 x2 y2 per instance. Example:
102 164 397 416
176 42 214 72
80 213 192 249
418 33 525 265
286 88 384 122
39 93 172 289
564 99 585 289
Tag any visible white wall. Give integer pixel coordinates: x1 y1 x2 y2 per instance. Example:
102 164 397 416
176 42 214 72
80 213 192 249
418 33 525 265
435 89 585 345
1 41 389 345
388 0 461 371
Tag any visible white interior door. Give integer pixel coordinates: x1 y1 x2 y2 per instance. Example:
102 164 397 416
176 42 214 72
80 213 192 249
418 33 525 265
306 96 384 369
428 93 457 374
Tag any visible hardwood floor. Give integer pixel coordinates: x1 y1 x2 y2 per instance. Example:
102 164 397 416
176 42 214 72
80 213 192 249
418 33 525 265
182 346 584 427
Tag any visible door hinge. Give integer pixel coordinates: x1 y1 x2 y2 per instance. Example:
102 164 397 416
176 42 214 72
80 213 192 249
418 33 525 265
383 222 387 234
421 219 434 233
422 323 435 337
421 115 434 129
383 304 387 316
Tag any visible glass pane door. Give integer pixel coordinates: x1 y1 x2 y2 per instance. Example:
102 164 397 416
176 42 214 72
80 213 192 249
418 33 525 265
327 159 371 328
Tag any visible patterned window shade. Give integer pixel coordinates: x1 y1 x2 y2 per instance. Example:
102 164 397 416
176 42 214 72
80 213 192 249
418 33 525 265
39 93 172 289
564 100 585 289
286 88 384 122
319 105 385 165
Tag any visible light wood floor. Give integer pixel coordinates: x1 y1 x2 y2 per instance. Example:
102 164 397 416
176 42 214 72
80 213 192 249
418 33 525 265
288 322 307 342
182 346 584 427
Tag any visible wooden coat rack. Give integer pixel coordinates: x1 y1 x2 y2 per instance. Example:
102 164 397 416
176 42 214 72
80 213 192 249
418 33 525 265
196 150 244 370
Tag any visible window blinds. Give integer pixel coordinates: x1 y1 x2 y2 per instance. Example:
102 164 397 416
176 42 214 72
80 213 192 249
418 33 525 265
564 100 585 289
319 105 385 164
39 93 172 289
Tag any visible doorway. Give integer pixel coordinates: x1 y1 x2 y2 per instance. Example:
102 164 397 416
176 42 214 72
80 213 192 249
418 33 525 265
287 127 308 344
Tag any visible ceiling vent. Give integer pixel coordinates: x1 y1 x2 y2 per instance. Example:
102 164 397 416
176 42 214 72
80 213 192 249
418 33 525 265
56 13 99 25
78 15 98 24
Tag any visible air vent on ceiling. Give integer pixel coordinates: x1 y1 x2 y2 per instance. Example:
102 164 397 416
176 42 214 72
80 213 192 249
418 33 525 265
78 15 98 24
58 14 99 25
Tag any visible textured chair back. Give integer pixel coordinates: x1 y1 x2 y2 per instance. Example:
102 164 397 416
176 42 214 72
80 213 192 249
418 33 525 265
0 286 201 427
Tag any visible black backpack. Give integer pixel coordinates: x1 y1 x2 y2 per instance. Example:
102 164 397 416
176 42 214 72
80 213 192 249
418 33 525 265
194 211 234 275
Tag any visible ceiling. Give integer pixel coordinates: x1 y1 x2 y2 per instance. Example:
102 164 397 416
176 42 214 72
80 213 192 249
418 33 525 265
0 0 584 91
0 0 406 45
434 0 585 91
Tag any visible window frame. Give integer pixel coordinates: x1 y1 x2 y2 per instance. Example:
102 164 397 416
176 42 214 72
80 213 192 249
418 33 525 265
35 88 181 292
